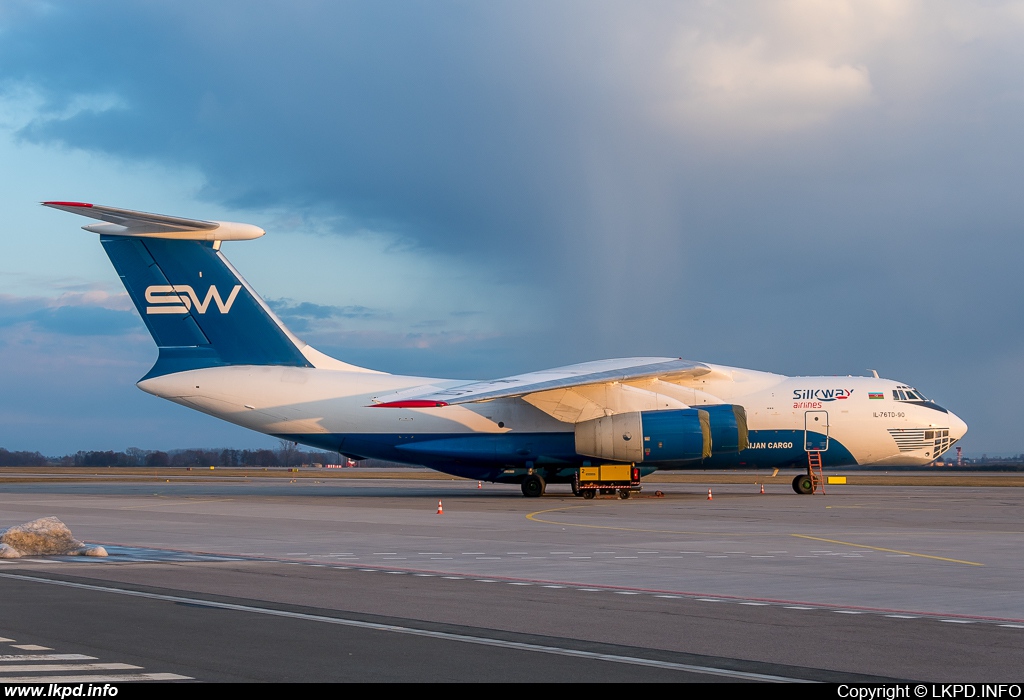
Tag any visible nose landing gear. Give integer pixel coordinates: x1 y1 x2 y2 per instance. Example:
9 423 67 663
792 474 814 494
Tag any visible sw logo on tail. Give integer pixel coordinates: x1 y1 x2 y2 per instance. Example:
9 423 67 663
145 284 241 315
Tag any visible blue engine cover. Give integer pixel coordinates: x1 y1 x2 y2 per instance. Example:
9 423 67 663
699 404 749 454
640 409 710 462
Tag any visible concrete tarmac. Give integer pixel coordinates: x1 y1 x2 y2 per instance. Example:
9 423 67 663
1 477 1022 682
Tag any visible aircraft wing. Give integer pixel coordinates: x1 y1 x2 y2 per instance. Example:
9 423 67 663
372 357 710 407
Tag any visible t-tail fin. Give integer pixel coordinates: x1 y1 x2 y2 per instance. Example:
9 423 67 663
43 202 372 378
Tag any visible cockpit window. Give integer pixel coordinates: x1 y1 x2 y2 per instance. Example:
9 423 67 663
895 386 928 402
893 386 946 412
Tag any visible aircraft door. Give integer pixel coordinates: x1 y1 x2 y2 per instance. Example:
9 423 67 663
804 411 829 451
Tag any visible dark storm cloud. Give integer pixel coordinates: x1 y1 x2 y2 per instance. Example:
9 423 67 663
2 2 1024 451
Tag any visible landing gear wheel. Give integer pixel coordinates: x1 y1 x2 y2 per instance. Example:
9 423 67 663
792 474 814 495
618 490 630 500
521 474 546 498
582 490 595 500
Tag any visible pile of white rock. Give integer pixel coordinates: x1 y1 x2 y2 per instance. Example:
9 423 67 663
0 516 107 558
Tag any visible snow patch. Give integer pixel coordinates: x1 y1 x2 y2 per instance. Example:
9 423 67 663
0 516 107 558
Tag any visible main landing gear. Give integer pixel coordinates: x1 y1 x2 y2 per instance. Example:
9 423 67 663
521 474 546 498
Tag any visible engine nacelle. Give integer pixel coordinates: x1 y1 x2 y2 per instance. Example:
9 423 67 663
700 404 749 454
575 408 711 463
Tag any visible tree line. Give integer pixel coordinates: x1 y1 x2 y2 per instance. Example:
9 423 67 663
0 444 341 468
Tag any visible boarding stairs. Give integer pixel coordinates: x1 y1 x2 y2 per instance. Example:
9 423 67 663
807 451 825 495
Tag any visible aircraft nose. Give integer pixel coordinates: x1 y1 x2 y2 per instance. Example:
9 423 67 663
948 410 968 441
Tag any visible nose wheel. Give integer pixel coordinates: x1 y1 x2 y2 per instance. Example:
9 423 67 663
792 474 814 495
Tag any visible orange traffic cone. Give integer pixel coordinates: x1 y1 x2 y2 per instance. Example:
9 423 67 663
707 488 713 501
437 500 444 514
759 483 764 495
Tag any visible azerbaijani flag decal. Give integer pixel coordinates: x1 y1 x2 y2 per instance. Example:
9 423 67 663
868 392 884 400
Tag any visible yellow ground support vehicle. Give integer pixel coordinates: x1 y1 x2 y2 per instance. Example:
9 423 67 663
573 464 642 499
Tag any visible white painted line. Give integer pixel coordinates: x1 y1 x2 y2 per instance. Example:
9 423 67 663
615 591 639 595
998 624 1024 629
474 580 497 583
412 574 435 577
475 557 501 560
0 638 14 643
576 588 602 592
739 603 768 606
508 582 532 586
507 552 528 555
442 576 463 580
706 556 728 558
784 606 814 610
542 585 565 589
697 598 723 602
655 595 681 599
614 556 638 559
0 673 192 682
833 611 862 615
462 552 486 555
385 572 405 575
418 552 443 555
939 619 972 624
569 556 591 559
0 573 812 683
358 568 377 572
885 615 917 619
372 552 396 555
0 663 141 673
12 645 51 651
0 655 96 662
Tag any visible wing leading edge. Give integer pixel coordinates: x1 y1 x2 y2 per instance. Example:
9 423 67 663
372 357 711 407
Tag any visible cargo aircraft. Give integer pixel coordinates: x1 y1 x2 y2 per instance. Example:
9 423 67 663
44 202 968 496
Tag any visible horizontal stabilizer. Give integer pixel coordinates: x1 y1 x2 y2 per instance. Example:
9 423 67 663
42 202 264 241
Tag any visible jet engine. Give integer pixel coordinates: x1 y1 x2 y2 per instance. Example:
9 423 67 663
574 408 711 463
700 404 749 454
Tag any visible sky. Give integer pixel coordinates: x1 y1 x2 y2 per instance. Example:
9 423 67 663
0 1 1022 456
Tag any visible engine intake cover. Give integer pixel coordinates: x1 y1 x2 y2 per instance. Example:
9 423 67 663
700 404 749 454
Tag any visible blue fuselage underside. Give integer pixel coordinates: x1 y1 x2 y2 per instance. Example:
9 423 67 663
280 430 855 483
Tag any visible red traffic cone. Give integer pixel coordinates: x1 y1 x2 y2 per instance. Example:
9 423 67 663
437 500 444 514
707 488 713 501
477 481 482 489
759 483 764 495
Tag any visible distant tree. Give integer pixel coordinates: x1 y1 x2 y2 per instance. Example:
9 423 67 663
146 451 169 467
0 449 48 466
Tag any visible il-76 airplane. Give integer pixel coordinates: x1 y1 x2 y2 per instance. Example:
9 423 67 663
45 202 968 496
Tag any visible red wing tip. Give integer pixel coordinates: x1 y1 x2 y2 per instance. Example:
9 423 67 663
43 201 93 207
371 400 450 408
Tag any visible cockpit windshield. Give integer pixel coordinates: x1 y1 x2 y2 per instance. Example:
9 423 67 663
894 385 946 412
